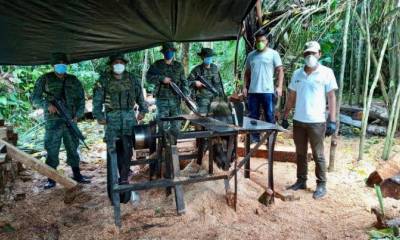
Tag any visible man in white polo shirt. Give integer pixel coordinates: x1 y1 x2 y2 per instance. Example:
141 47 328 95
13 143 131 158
243 29 284 143
282 41 338 199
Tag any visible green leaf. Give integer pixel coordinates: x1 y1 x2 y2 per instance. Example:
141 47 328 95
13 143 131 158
0 96 7 105
368 228 394 239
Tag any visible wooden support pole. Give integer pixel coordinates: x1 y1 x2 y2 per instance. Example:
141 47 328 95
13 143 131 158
0 139 77 189
244 133 250 178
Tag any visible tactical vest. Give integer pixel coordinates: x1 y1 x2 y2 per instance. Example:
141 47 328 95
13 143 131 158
43 73 76 117
154 61 185 99
103 72 137 112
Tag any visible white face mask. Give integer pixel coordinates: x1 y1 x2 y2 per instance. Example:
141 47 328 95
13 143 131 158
113 63 125 74
304 55 319 68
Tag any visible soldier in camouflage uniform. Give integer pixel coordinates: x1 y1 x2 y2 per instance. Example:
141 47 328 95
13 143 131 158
146 42 189 138
92 54 148 203
32 53 90 189
188 48 225 114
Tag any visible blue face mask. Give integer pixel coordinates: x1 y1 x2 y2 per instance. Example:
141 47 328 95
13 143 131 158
54 64 67 74
164 50 175 60
203 57 212 65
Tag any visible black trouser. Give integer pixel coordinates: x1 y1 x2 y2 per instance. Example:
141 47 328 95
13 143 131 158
107 135 133 204
293 120 327 184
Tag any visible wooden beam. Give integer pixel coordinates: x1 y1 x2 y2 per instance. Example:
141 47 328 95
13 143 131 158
237 145 312 163
0 139 77 189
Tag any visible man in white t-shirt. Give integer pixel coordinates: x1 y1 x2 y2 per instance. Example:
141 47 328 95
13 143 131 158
243 29 284 143
282 41 338 199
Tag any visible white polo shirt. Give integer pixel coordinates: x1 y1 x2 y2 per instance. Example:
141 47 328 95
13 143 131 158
288 64 338 123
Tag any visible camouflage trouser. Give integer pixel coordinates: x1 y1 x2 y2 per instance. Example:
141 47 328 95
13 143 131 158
196 98 212 114
156 98 182 137
44 120 80 169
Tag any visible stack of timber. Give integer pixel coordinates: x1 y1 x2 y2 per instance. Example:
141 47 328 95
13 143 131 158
0 119 20 208
340 104 389 136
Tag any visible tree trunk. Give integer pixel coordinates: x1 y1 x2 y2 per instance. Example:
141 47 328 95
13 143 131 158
141 49 148 89
181 43 190 75
328 0 351 172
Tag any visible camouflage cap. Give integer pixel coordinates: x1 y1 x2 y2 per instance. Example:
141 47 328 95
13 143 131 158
160 42 177 53
51 53 68 65
197 48 216 58
108 53 129 64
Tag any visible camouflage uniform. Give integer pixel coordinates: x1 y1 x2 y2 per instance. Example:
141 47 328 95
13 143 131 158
188 63 224 114
93 71 147 168
32 72 85 169
93 66 147 202
93 71 147 142
146 58 189 136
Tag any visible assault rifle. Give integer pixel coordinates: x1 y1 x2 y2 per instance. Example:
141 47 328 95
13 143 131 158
196 75 219 95
47 95 89 149
169 81 199 114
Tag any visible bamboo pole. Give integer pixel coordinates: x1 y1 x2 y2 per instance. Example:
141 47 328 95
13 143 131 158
382 17 400 160
328 0 352 172
0 139 77 189
354 30 364 105
358 0 371 162
359 15 395 161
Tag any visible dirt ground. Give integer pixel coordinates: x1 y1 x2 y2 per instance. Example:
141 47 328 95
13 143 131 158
1 130 400 240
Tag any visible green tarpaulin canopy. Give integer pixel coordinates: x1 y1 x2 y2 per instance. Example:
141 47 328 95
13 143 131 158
0 0 256 65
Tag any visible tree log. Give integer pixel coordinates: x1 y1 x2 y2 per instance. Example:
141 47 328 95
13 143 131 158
381 176 400 200
341 104 389 122
366 153 400 187
340 114 387 136
0 139 77 189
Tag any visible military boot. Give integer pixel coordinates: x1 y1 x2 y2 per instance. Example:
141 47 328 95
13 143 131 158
44 178 56 189
286 179 307 191
313 182 327 199
72 167 91 184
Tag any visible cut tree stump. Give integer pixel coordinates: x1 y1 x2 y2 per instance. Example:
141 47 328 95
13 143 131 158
0 123 19 207
0 139 77 189
366 153 400 187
